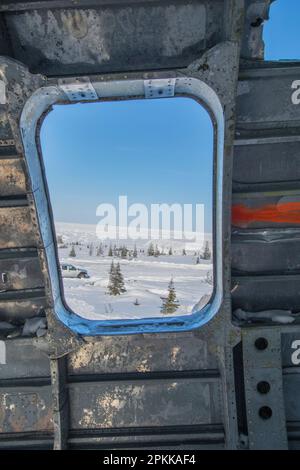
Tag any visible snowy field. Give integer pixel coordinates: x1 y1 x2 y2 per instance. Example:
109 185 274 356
56 222 213 320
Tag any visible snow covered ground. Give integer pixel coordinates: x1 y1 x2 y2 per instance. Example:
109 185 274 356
56 222 213 320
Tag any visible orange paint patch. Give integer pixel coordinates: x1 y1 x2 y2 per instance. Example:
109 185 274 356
232 201 300 227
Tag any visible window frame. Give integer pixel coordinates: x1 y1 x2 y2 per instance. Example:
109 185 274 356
20 75 224 336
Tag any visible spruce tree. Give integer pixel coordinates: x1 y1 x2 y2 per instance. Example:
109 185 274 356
69 246 76 257
108 244 113 257
202 241 211 260
96 243 103 256
57 234 64 245
107 261 126 295
121 245 128 259
89 242 94 256
108 261 118 296
161 278 179 314
147 242 155 256
115 263 126 293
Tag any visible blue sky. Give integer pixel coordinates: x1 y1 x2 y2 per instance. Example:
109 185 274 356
41 98 213 231
264 0 299 60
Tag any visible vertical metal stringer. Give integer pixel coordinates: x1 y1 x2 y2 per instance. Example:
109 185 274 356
50 356 69 450
242 327 288 449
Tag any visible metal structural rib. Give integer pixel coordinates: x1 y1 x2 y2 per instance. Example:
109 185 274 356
0 0 299 450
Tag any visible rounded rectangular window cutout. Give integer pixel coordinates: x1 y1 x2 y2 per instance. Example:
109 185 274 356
263 0 300 61
40 96 214 323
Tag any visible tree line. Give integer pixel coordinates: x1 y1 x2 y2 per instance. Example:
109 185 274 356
60 237 211 262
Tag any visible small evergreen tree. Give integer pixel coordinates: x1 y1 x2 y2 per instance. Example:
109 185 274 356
154 245 160 257
69 246 76 257
115 262 126 293
121 245 128 259
107 261 126 295
202 241 211 260
108 261 118 296
161 278 180 314
147 242 155 256
133 244 138 258
108 244 113 257
96 243 103 256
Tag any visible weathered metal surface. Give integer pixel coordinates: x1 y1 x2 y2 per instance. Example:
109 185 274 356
0 250 43 291
0 110 13 141
0 206 36 249
67 425 225 449
232 230 300 274
0 338 50 380
233 140 300 190
281 332 300 367
50 356 68 449
0 158 26 196
0 386 53 433
4 2 223 75
68 333 217 375
0 0 215 11
0 144 17 158
281 335 300 448
242 328 288 449
283 374 300 422
69 378 223 430
232 275 300 312
0 296 46 322
281 330 300 450
237 66 300 126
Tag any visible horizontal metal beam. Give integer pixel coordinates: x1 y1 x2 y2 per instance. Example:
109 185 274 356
0 0 215 13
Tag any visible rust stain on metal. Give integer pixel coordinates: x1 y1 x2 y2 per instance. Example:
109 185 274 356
0 391 52 433
0 206 36 248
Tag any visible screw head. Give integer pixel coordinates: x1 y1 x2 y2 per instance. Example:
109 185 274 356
255 337 268 350
259 406 272 420
257 381 271 394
